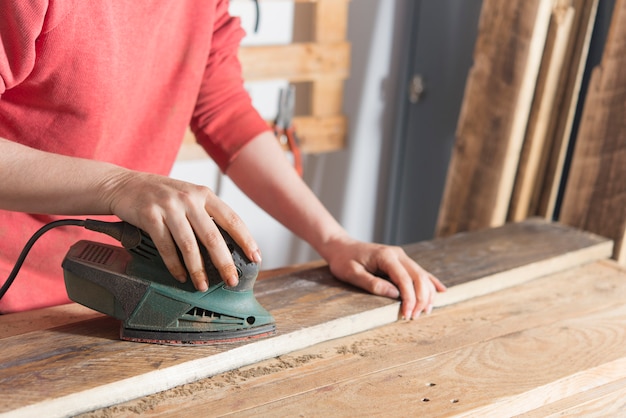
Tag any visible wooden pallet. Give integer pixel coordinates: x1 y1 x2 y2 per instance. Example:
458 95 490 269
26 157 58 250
0 219 612 417
178 0 351 160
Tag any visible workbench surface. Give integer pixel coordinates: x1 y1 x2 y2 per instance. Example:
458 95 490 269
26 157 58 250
2 221 625 417
81 259 626 417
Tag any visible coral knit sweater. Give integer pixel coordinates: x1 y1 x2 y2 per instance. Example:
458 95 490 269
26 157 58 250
0 1 269 313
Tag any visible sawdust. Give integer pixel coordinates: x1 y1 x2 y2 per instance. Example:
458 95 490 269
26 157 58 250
78 353 323 417
78 326 422 417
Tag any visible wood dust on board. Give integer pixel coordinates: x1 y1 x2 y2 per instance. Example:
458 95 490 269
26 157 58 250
78 326 418 417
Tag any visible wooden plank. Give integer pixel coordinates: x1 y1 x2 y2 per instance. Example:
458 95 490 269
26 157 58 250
220 263 626 416
0 220 612 417
435 0 553 237
97 260 626 416
310 78 345 117
520 377 626 417
410 217 612 306
239 42 350 82
508 1 575 221
559 0 626 265
536 0 599 218
314 0 350 43
177 115 347 160
0 261 325 341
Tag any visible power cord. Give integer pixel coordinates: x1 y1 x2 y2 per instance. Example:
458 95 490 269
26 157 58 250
0 219 140 300
0 219 86 299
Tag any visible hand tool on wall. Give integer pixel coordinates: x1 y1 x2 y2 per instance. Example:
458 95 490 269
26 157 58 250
273 85 303 177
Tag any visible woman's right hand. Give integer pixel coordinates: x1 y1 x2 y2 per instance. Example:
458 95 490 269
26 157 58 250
103 170 262 291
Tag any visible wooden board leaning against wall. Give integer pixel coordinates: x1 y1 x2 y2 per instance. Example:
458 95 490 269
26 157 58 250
177 0 351 161
559 0 626 265
435 0 625 265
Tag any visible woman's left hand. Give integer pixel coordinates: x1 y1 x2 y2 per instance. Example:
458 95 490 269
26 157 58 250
322 236 446 319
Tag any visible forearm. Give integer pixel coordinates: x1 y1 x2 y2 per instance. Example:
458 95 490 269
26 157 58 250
0 137 261 291
226 131 350 259
0 137 125 215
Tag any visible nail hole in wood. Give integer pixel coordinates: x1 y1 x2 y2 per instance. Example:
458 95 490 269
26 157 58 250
426 382 436 387
422 398 430 402
451 399 459 404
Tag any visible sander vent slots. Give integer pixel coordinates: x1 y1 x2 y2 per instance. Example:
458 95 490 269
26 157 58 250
79 243 114 265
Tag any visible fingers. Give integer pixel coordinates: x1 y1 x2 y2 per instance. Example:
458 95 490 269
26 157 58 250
168 193 257 290
108 173 259 291
402 259 443 319
332 251 444 320
335 262 401 300
203 194 262 266
364 247 445 320
188 205 242 289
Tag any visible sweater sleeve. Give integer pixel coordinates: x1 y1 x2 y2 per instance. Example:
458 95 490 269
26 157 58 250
189 0 270 172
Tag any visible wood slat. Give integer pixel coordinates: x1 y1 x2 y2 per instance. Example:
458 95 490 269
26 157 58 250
535 0 599 218
508 0 575 221
435 0 553 237
313 0 350 43
239 42 350 82
177 115 347 161
559 0 626 265
0 220 612 417
97 260 626 416
408 217 612 306
520 377 626 417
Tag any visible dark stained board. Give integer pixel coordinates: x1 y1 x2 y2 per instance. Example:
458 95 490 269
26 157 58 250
559 0 626 265
436 0 553 236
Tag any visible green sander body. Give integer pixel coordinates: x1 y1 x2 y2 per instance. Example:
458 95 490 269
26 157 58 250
62 221 275 345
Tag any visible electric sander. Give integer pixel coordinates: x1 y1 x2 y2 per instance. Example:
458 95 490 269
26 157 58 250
1 219 276 345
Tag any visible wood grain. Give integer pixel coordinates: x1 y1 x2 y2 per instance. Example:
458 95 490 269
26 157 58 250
238 42 350 82
508 1 574 221
520 377 626 417
95 260 626 417
559 0 626 265
0 220 612 417
177 114 347 160
536 0 599 218
313 0 350 43
409 217 612 305
436 0 553 236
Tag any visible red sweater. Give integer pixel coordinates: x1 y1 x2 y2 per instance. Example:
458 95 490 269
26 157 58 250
0 1 269 312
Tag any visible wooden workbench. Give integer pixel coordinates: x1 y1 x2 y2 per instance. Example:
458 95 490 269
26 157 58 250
2 220 626 417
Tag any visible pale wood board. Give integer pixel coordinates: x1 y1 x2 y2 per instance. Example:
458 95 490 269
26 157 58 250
313 0 349 43
559 0 626 265
177 114 347 161
520 377 626 417
508 1 574 221
0 220 612 417
536 0 599 218
436 0 553 236
238 42 350 82
87 260 626 416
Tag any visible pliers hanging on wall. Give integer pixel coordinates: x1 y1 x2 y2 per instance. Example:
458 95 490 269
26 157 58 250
273 85 303 177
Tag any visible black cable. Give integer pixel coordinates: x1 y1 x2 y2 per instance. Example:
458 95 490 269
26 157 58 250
0 219 86 300
253 0 260 33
